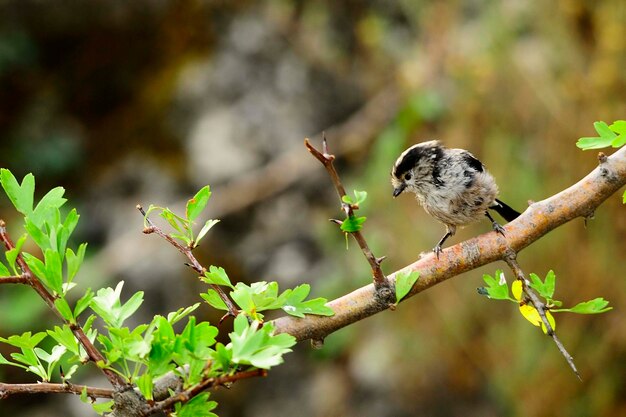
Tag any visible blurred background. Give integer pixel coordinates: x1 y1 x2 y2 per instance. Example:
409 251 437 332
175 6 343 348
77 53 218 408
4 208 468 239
1 1 625 416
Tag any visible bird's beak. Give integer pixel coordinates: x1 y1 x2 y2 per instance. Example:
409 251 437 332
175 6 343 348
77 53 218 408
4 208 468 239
392 184 407 198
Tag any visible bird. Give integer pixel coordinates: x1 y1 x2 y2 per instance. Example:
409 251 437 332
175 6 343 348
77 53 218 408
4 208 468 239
390 140 521 258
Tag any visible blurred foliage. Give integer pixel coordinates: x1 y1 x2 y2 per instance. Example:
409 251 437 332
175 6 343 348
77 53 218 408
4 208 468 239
0 0 625 417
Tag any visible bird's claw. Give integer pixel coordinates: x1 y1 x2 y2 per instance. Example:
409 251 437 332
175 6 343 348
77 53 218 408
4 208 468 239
433 245 443 259
492 222 506 236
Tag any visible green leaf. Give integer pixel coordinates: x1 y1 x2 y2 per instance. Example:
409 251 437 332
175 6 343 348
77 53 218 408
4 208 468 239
173 392 218 417
228 315 296 369
47 325 80 356
478 271 513 301
74 288 94 318
137 372 154 400
623 190 626 204
24 218 50 251
55 297 75 322
281 284 334 318
528 270 556 299
5 234 27 275
57 208 79 255
202 265 234 289
31 186 67 226
22 252 46 281
395 270 420 303
66 243 87 284
161 208 187 234
576 121 618 150
166 303 200 325
195 219 220 245
340 215 367 233
186 186 211 222
0 331 47 349
555 297 612 314
0 261 10 277
44 248 64 294
92 400 115 415
90 281 144 328
200 289 228 311
0 352 18 366
0 169 35 215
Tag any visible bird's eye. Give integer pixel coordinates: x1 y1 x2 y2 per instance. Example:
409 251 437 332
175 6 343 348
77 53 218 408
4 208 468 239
404 173 412 181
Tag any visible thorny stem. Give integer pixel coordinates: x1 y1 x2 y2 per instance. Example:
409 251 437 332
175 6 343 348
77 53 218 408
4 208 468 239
304 136 392 302
0 382 114 399
504 253 581 380
136 205 239 318
141 368 266 416
0 220 129 391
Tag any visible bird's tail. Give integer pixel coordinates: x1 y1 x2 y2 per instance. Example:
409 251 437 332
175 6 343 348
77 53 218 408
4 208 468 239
490 199 521 222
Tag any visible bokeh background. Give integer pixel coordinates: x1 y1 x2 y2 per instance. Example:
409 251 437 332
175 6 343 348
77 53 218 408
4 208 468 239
1 1 625 416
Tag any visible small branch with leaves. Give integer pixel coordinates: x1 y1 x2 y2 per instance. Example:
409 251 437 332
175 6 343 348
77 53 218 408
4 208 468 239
304 136 394 305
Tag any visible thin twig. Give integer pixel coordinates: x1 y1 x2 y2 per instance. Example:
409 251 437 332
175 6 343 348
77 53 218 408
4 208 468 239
0 274 29 284
0 220 129 391
136 205 239 318
142 368 266 416
0 381 114 399
504 254 581 380
304 136 392 303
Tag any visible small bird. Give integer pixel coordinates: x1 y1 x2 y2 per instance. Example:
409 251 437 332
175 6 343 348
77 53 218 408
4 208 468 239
391 140 520 257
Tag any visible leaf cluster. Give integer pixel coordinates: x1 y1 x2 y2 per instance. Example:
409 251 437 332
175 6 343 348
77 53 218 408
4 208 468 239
479 270 612 334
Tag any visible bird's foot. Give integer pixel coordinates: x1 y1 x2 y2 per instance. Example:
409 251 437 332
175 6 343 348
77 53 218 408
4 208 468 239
492 222 506 236
433 245 443 259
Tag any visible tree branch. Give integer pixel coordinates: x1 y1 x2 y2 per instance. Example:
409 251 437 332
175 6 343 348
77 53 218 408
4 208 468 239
136 205 239 319
0 274 28 284
0 221 129 391
0 382 114 399
504 254 581 379
304 136 393 302
271 146 626 341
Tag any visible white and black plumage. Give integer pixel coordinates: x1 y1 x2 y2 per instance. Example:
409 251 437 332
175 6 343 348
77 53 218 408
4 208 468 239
390 140 520 257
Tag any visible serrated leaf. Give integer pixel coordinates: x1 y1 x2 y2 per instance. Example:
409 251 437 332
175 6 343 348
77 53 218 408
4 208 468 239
594 121 617 139
31 187 67 226
609 120 626 134
395 270 420 303
280 284 334 318
74 288 94 318
480 271 512 301
556 297 612 314
57 208 79 255
611 134 626 147
24 218 50 251
0 331 47 349
340 215 367 233
200 289 228 311
353 190 368 205
0 169 35 215
160 208 186 234
202 265 233 289
174 392 218 417
528 270 555 299
22 252 46 282
66 243 87 284
47 325 80 356
5 234 27 275
90 281 144 328
44 248 64 294
186 186 211 222
92 400 115 415
228 315 296 369
55 297 75 322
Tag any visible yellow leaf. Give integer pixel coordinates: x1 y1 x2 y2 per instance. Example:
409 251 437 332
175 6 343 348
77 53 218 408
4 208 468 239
540 310 557 334
512 280 523 301
519 304 541 326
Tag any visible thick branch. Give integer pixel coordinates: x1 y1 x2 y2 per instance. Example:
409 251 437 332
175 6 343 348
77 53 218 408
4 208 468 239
0 221 128 391
0 382 114 399
272 146 626 341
